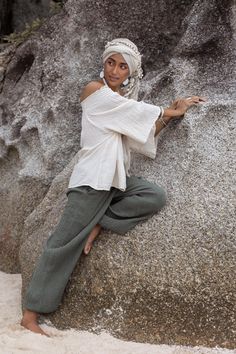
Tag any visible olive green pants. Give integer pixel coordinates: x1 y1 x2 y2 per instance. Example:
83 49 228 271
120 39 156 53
24 176 166 313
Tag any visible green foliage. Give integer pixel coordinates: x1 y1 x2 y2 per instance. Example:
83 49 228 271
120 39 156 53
2 18 44 46
1 1 65 46
49 0 64 13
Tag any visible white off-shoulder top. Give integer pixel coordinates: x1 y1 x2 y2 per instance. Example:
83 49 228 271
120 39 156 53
68 85 161 191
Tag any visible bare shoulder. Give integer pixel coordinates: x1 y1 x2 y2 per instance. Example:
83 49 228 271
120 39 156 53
80 81 104 102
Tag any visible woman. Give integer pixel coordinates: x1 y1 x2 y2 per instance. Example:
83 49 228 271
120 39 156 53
21 38 205 336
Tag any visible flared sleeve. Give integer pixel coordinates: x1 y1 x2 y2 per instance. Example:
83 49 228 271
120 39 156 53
81 86 161 158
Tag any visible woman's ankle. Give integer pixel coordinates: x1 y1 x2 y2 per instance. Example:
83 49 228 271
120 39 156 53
22 309 38 320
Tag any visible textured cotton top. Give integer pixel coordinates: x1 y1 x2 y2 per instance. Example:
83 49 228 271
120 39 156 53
68 85 161 191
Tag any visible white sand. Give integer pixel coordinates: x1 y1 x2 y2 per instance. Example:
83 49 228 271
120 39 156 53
0 271 234 354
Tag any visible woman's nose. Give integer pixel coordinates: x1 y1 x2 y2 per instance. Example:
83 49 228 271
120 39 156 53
111 65 118 75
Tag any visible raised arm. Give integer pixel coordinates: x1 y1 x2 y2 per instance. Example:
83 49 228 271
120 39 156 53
155 96 206 136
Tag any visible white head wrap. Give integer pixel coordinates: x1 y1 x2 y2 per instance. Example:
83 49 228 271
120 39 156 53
102 38 143 100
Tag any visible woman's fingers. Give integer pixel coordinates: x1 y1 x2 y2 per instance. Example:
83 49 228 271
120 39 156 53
170 96 207 117
171 96 206 110
186 96 207 103
171 101 179 109
170 98 181 109
198 96 207 102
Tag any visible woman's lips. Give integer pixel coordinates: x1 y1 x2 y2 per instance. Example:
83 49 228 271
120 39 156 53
109 76 119 81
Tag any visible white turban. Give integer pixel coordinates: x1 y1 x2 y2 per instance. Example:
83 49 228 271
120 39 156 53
102 38 143 100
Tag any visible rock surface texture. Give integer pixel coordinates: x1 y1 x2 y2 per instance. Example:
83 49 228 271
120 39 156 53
0 0 235 349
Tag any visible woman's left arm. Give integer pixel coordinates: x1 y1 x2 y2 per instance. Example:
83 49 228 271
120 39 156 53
155 96 206 136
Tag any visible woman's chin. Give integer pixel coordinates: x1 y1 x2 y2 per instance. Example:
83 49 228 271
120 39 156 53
104 76 121 86
106 81 121 90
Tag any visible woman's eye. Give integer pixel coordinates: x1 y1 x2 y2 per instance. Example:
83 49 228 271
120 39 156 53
121 65 128 70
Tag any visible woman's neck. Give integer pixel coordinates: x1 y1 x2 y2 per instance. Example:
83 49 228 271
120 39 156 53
101 78 122 94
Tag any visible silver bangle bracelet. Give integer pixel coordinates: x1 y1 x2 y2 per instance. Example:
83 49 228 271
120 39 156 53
158 107 167 126
160 116 167 126
158 106 164 119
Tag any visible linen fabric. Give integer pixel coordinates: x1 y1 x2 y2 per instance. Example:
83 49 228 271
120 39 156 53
68 85 161 191
24 176 166 313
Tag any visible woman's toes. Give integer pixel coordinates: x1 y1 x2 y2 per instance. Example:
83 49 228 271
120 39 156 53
84 243 92 255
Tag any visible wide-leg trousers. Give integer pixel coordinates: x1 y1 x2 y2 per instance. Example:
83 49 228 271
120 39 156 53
24 175 166 313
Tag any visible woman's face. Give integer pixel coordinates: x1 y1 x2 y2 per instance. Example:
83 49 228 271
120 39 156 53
103 53 130 90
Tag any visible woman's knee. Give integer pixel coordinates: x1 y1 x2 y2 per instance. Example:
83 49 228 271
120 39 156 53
148 184 167 212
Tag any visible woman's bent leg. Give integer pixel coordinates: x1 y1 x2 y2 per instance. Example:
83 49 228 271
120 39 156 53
99 176 166 235
24 186 116 314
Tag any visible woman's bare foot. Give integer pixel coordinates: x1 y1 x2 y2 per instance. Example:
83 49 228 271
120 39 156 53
21 309 49 337
84 224 102 255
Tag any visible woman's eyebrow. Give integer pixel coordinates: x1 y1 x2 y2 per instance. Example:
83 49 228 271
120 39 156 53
108 57 128 65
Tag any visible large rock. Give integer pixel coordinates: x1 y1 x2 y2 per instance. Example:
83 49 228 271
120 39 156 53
0 0 195 271
0 0 235 348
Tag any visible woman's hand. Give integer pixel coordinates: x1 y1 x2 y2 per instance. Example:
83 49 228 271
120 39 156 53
171 96 207 116
156 96 207 136
164 96 207 119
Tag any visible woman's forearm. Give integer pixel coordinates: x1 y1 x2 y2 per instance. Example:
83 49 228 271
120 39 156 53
163 107 184 118
154 107 182 136
154 115 172 136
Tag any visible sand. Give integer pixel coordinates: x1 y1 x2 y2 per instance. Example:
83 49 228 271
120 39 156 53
0 271 234 354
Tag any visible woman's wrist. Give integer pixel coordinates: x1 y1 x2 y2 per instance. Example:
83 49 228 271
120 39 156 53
163 107 186 118
157 106 186 129
158 107 171 126
162 116 172 125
